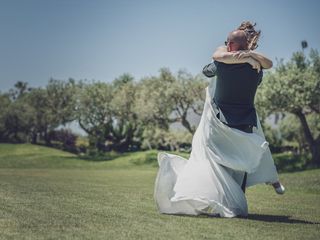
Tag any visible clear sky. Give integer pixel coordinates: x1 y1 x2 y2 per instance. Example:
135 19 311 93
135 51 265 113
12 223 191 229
1 0 320 91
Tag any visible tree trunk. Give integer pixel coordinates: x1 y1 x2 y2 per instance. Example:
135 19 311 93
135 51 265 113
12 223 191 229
295 111 320 166
310 136 320 166
44 129 51 146
31 132 37 144
310 141 320 166
146 140 152 150
181 114 195 134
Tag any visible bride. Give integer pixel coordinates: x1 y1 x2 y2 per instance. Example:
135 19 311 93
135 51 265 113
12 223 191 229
154 21 285 218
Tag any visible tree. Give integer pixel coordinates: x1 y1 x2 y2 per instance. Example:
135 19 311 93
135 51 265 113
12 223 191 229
26 88 51 144
45 78 77 125
76 75 144 152
110 74 144 151
0 93 12 141
135 69 177 130
76 81 114 152
170 70 207 133
1 82 34 142
8 81 32 100
24 79 77 145
256 45 320 165
279 113 308 154
135 68 207 134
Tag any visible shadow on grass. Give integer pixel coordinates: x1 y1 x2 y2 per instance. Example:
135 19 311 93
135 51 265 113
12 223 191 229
170 213 319 225
243 214 319 225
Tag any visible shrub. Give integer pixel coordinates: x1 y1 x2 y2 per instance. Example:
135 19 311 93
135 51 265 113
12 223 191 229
273 151 310 172
48 129 78 153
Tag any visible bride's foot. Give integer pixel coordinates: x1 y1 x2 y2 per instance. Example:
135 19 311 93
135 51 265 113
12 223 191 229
267 181 285 194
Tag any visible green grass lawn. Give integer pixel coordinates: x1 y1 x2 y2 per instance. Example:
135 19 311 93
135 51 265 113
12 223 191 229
0 144 319 239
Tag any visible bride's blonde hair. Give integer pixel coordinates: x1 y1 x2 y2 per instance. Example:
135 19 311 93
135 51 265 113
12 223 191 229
237 21 261 50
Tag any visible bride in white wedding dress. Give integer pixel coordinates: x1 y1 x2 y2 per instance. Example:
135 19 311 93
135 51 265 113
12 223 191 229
154 21 284 218
154 79 279 217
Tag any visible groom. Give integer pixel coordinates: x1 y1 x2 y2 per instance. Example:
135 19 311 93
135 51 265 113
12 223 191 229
203 30 264 193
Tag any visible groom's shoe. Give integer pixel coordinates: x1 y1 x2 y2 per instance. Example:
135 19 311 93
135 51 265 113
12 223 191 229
267 181 285 194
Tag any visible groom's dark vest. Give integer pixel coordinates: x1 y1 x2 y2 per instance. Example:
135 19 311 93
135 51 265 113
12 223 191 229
213 61 263 128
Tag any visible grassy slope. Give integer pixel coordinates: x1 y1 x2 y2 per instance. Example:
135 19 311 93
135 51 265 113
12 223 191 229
0 144 319 240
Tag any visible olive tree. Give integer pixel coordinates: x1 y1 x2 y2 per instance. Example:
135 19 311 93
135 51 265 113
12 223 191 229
256 46 320 165
135 68 207 134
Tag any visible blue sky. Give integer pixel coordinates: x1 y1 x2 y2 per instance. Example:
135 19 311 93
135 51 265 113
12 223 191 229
1 0 320 91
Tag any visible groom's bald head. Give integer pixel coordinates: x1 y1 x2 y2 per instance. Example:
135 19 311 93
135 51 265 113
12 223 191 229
227 30 248 51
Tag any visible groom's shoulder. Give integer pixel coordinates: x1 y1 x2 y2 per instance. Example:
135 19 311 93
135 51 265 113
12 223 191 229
214 61 252 72
214 60 248 68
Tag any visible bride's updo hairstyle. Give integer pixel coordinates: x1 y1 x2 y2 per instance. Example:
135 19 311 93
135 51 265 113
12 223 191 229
237 21 261 50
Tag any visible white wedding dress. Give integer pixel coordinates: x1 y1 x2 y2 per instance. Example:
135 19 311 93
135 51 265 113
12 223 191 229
154 79 279 217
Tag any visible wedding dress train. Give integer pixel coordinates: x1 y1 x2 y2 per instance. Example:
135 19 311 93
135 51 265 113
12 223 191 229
154 79 279 217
